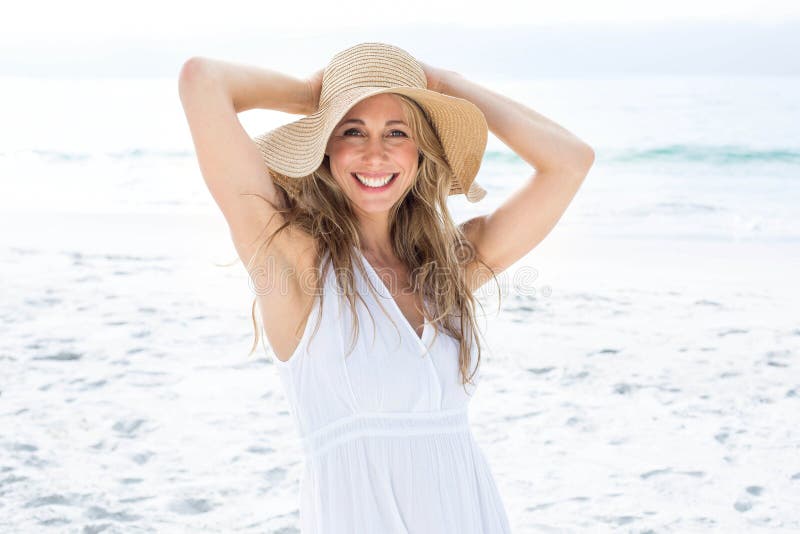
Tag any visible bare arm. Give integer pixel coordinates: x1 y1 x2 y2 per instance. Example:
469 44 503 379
177 57 317 265
435 68 593 174
181 56 316 115
178 57 325 362
423 66 594 287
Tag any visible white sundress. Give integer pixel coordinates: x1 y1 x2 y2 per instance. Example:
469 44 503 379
267 247 512 533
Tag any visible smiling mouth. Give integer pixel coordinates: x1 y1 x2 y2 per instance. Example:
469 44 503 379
351 173 398 189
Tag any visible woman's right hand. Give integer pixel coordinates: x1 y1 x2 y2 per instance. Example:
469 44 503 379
304 68 324 115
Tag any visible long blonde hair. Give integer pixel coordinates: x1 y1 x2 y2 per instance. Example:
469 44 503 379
245 94 498 389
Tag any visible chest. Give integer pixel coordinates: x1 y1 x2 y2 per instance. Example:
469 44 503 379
365 262 427 340
392 291 426 339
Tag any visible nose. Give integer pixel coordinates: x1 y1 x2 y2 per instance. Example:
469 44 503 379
360 135 389 164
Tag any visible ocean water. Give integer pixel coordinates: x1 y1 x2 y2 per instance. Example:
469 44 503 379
1 75 799 532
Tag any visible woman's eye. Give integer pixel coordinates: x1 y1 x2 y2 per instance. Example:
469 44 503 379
342 128 408 137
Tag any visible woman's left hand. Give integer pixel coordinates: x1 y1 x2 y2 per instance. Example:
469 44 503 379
303 68 325 115
419 61 450 94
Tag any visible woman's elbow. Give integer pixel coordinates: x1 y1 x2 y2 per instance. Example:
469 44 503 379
178 57 219 100
570 140 595 170
582 145 596 168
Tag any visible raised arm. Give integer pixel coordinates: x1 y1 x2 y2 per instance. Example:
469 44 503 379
422 64 595 289
177 57 323 362
177 57 316 266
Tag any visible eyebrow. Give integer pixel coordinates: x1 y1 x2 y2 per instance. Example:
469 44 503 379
339 119 408 127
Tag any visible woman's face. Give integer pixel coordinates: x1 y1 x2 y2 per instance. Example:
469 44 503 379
325 93 419 213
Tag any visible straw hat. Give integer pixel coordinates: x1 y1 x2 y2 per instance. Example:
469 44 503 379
251 42 488 203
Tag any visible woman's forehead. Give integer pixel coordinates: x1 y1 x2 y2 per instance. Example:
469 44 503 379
342 93 405 121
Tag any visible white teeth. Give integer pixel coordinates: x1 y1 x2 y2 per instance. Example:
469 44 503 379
355 173 395 187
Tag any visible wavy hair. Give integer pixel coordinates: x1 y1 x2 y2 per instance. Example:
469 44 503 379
244 93 498 390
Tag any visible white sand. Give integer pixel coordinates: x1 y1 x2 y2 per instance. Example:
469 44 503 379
3 209 798 532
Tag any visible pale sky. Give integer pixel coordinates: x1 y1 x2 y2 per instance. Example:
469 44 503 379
3 0 799 78
4 0 800 41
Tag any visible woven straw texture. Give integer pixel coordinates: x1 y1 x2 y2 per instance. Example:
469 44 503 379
252 42 488 203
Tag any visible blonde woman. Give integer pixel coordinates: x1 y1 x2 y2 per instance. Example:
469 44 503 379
179 42 593 533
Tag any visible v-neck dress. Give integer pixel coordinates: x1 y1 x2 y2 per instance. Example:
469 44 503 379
266 248 512 533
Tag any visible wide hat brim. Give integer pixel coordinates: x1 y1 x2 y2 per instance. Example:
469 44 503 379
252 85 488 203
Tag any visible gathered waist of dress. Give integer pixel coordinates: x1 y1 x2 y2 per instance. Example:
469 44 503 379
300 408 472 459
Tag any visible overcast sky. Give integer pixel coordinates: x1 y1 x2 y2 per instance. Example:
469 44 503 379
3 0 799 78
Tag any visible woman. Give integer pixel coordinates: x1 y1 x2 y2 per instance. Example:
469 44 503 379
179 42 593 533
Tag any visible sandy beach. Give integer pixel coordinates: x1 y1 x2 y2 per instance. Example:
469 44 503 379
2 72 799 532
2 205 798 532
